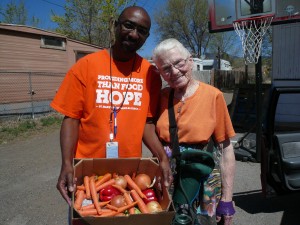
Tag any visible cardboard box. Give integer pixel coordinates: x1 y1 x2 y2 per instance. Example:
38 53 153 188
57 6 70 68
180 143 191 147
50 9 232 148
72 158 175 225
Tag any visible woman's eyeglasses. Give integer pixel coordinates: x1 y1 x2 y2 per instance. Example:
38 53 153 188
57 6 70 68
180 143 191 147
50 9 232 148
161 58 189 76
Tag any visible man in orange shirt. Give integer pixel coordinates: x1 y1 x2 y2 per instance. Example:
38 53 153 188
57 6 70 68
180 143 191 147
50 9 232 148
51 6 172 206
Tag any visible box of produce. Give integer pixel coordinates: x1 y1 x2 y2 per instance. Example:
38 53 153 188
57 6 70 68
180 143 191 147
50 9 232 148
71 158 175 225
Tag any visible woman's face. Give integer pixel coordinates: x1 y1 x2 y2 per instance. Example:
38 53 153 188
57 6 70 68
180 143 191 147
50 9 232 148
155 47 193 89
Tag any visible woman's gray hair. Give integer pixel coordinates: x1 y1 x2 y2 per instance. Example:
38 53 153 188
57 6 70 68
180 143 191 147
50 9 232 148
152 38 191 63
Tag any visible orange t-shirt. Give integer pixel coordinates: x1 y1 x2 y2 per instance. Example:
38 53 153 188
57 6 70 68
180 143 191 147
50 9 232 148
156 82 235 144
51 50 161 158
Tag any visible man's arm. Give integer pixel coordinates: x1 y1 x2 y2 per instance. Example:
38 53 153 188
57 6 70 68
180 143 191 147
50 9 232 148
142 120 173 188
56 116 80 206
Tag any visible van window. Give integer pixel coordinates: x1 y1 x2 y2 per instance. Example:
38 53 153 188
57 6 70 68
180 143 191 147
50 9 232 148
203 65 213 70
274 93 300 132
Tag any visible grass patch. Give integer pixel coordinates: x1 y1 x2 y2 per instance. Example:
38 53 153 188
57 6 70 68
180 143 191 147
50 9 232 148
40 116 62 126
0 113 63 144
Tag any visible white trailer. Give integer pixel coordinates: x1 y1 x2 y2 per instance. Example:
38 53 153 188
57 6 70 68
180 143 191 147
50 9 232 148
192 58 232 71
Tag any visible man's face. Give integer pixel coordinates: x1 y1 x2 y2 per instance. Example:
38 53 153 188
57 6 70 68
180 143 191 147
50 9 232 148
115 9 151 53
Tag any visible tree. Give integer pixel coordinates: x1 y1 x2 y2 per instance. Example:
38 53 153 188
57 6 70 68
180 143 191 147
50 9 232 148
154 0 210 57
0 0 39 26
261 28 272 81
154 0 210 58
207 31 241 61
51 0 130 47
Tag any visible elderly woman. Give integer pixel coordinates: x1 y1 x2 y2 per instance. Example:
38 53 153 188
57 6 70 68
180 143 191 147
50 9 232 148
152 38 236 225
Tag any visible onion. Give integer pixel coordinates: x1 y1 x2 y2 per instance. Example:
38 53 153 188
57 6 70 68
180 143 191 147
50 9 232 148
110 195 126 208
114 176 127 189
146 201 163 213
134 173 153 191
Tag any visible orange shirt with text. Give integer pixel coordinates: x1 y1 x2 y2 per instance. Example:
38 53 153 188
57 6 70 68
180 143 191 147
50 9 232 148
51 50 161 158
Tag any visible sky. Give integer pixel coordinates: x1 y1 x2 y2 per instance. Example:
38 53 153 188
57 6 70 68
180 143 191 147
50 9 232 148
0 0 167 58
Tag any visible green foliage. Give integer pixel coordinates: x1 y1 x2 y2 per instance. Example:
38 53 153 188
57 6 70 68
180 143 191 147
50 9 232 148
154 0 210 58
40 116 62 126
51 0 130 47
0 114 63 144
1 120 36 140
0 0 39 26
207 31 240 60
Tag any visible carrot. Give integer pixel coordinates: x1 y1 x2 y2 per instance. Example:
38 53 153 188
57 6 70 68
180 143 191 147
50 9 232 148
98 200 111 207
105 204 119 211
124 174 146 199
90 174 97 180
76 185 85 191
123 192 135 214
89 178 102 214
95 179 115 192
75 188 83 197
98 211 120 217
99 208 115 213
130 189 149 214
78 209 98 217
81 200 110 211
112 184 128 194
117 201 138 213
81 203 95 211
95 172 112 187
74 190 85 210
84 176 91 199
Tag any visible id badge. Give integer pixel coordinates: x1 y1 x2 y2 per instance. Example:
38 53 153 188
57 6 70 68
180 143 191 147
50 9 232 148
106 141 118 158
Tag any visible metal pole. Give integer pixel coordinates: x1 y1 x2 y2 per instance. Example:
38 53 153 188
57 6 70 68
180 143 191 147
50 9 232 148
218 47 221 70
28 72 35 119
255 57 262 162
254 1 264 162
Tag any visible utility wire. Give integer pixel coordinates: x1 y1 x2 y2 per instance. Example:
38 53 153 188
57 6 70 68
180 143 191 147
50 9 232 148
40 0 65 9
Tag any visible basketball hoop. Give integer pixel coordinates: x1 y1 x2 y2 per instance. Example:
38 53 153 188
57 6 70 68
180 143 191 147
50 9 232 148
233 14 274 64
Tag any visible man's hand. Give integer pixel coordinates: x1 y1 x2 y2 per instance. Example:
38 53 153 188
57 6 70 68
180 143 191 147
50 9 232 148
159 158 173 188
58 116 79 206
56 164 76 206
142 121 173 189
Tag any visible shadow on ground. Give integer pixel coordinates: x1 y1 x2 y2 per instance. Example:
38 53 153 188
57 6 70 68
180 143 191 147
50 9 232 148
233 190 300 225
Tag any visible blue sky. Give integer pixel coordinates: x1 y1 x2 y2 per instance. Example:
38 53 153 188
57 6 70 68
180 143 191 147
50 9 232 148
0 0 166 58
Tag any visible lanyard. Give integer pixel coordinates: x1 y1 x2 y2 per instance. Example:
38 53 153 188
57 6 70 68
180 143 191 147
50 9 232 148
108 48 136 141
109 107 117 141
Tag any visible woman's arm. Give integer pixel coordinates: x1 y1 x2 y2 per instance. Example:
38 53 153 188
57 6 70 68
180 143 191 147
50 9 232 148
219 138 236 201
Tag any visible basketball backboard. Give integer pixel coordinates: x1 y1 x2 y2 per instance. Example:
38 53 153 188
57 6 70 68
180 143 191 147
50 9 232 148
208 0 300 32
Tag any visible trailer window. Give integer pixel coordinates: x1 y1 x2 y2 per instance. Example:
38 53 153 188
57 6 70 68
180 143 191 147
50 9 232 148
41 36 66 50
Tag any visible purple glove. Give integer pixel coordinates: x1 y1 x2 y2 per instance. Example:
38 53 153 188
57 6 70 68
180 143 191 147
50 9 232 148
216 201 235 217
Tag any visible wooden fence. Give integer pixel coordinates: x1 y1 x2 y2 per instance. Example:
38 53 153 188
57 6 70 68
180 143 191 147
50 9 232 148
211 70 251 90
